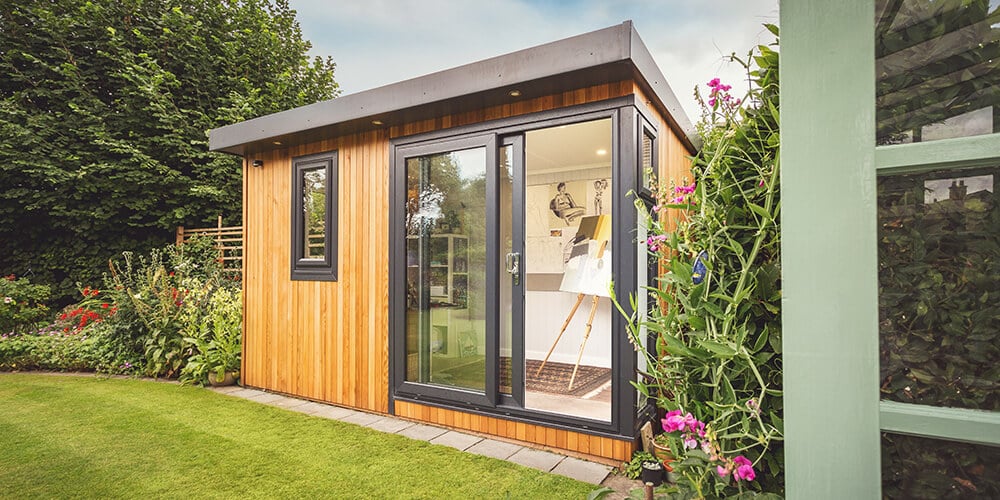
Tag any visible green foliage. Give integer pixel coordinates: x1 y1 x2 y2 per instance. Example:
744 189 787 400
180 287 242 385
615 27 783 498
0 276 51 335
0 238 240 378
622 450 659 480
881 432 1000 499
0 0 338 302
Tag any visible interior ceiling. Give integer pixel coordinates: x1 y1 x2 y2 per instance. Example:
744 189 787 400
525 119 612 174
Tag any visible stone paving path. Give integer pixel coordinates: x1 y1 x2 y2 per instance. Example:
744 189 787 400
209 385 617 486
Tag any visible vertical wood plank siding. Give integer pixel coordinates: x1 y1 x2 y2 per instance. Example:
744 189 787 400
242 80 692 462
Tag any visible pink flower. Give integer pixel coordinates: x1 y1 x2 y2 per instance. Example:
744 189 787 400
708 97 717 107
732 456 756 482
683 437 698 449
701 440 712 454
662 410 684 432
707 77 721 87
758 179 765 187
717 465 730 477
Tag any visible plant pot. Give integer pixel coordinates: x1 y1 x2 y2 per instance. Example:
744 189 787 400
640 460 665 486
208 371 238 387
651 440 675 472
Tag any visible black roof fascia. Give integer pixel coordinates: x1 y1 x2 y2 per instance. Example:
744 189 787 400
209 21 697 156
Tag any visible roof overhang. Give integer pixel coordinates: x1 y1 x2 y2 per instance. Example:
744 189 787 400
209 21 698 156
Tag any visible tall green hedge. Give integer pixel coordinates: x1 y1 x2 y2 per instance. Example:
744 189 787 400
0 0 338 301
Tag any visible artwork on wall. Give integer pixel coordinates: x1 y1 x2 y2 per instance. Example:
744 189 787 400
526 174 611 276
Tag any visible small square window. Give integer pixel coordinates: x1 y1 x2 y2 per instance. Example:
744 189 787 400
291 151 338 281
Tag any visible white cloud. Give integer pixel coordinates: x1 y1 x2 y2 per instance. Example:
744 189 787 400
289 0 778 123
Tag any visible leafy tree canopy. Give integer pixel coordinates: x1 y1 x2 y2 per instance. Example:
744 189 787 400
0 0 338 301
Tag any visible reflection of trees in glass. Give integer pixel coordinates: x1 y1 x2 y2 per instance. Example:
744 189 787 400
405 149 486 317
875 0 1000 144
302 168 326 258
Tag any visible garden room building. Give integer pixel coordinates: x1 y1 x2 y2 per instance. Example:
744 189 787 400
209 21 696 463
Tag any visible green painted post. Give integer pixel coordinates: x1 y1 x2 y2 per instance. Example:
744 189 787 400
780 1 881 498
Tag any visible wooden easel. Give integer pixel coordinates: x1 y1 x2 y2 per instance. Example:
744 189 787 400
534 239 608 390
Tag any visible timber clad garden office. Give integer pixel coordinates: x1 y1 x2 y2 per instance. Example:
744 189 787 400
210 22 692 462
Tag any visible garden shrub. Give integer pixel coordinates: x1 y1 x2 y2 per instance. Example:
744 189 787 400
616 26 783 498
0 236 241 378
0 275 51 335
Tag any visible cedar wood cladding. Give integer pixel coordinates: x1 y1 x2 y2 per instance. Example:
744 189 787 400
241 80 693 462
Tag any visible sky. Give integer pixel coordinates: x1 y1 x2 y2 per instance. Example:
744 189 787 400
286 0 779 124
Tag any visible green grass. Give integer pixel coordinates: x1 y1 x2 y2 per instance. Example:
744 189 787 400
0 373 593 499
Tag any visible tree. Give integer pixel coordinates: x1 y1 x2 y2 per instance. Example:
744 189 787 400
0 0 338 301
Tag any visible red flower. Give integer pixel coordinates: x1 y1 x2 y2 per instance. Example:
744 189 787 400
90 289 99 296
81 286 91 297
4 274 14 281
101 303 109 309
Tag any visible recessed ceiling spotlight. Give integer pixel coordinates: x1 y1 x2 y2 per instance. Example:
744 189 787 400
508 89 522 97
272 141 282 145
596 149 607 156
372 120 384 126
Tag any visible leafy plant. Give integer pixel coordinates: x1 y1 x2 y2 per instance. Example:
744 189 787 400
613 26 783 498
622 451 659 480
0 275 51 335
180 287 242 385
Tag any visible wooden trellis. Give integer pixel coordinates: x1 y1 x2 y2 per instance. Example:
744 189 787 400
175 216 243 275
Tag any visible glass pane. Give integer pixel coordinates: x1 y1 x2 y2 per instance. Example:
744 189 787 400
404 148 487 392
302 167 326 259
523 119 612 422
641 130 654 192
877 165 999 410
882 432 1000 499
499 144 514 395
875 0 999 145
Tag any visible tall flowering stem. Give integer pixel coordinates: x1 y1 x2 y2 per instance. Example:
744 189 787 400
613 27 783 498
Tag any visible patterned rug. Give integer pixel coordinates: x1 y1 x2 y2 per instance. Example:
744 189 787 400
500 358 611 398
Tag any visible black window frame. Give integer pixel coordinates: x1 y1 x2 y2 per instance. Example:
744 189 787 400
388 96 646 440
291 150 338 281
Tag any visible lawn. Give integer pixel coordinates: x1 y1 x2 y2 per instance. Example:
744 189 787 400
0 373 594 499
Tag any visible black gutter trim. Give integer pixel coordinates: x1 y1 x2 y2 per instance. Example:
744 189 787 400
209 21 697 155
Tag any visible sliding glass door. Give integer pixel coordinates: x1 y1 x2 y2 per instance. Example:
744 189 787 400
392 106 631 428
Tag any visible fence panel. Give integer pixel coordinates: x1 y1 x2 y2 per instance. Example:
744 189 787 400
176 216 243 276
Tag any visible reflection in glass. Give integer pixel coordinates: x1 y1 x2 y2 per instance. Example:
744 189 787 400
302 167 326 259
405 148 486 391
882 432 999 498
523 119 613 422
875 0 999 144
877 166 999 410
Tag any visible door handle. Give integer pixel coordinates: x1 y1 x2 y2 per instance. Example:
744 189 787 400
505 252 520 286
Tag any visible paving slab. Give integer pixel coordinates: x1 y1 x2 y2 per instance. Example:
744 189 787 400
550 456 612 484
430 431 483 451
267 396 311 409
209 385 244 395
309 405 357 420
365 417 414 434
397 423 449 442
339 411 383 427
290 401 332 415
466 439 523 460
245 392 285 404
508 448 564 472
227 388 265 399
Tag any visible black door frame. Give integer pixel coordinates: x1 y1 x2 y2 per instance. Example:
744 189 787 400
388 96 653 439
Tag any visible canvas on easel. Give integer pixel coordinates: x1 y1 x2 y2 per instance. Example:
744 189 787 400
535 215 612 389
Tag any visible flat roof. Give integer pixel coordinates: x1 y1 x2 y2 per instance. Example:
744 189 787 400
209 21 697 156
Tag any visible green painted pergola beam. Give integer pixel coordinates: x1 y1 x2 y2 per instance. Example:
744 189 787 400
875 133 1000 174
780 1 881 498
880 401 1000 446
